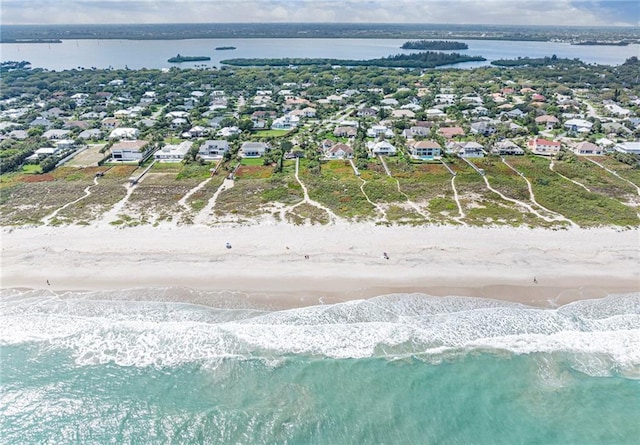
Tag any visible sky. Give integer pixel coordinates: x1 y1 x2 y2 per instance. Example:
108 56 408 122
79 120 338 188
1 0 639 26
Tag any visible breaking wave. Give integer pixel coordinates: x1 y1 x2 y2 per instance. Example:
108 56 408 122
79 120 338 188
1 288 639 376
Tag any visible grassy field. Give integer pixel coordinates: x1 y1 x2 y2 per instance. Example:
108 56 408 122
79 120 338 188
301 159 377 220
3 153 638 227
508 155 638 227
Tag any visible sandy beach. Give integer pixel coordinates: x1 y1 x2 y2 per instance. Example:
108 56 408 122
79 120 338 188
1 223 638 308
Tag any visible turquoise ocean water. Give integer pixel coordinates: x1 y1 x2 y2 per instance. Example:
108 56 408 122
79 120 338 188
1 289 639 444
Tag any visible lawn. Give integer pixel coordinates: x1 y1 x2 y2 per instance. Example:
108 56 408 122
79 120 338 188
22 164 42 174
252 129 291 138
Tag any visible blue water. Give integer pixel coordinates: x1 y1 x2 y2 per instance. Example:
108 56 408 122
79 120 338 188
1 38 638 70
1 289 639 444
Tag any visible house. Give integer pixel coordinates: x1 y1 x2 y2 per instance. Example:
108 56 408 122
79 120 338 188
324 143 354 159
573 141 603 156
438 126 464 139
55 139 75 150
604 102 631 116
564 119 593 134
391 109 415 119
42 129 71 140
302 107 317 118
34 146 61 157
271 114 299 130
110 140 150 162
171 118 189 129
425 108 446 119
29 117 52 128
528 138 561 155
492 140 524 156
334 126 358 138
367 140 397 156
101 118 120 129
457 142 485 158
239 141 269 158
199 140 230 161
470 121 496 136
182 126 208 138
535 115 560 129
380 98 398 106
109 127 139 140
78 129 102 140
614 141 640 155
154 141 192 162
8 130 28 140
409 140 442 160
402 126 430 139
366 125 394 138
357 107 378 118
217 126 240 137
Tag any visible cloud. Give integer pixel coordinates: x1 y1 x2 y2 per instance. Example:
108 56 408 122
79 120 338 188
1 0 638 26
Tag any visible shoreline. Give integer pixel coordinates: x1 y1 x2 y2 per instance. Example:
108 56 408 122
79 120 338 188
2 224 638 309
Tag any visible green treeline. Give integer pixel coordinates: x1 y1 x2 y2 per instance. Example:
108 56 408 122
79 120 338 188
221 52 485 68
401 40 468 50
491 55 584 67
167 54 211 63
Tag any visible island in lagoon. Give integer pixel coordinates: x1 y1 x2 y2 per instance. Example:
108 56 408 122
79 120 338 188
215 46 237 51
167 54 211 63
221 51 485 68
401 40 469 50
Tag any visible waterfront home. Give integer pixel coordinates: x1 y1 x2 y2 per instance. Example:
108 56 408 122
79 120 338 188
239 141 269 158
457 142 485 158
110 140 150 162
528 138 561 155
109 127 139 140
409 140 442 160
491 140 524 156
324 143 354 159
367 140 397 156
199 140 230 161
573 141 603 156
614 141 640 155
154 141 192 162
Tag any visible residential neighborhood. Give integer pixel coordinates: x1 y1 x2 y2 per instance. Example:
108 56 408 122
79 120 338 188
1 59 639 227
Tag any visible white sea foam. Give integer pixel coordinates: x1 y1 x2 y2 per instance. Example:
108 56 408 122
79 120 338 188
1 289 639 375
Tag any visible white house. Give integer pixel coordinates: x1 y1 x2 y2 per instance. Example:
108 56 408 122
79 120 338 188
42 129 71 140
109 127 139 140
367 140 397 156
614 141 640 155
199 140 230 161
271 114 300 130
457 142 485 158
239 141 269 158
492 140 524 156
573 141 603 156
110 140 150 162
324 143 354 159
154 141 193 162
564 119 593 134
366 125 394 138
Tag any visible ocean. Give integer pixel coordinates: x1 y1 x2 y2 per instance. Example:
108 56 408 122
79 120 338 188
1 289 639 444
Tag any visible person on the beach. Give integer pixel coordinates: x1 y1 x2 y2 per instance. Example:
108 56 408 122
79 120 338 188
533 277 538 284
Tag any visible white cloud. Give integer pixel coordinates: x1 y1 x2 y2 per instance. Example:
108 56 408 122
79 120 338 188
1 0 638 26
